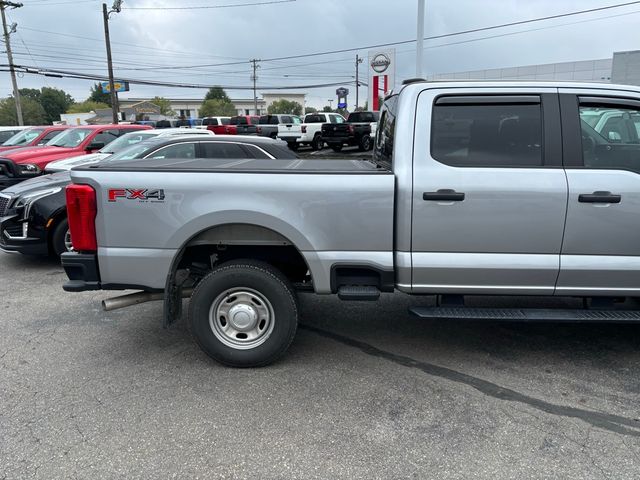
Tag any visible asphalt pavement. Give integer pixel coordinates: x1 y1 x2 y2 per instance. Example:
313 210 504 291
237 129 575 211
1 252 640 479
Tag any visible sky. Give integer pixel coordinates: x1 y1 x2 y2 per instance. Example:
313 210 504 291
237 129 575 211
1 0 640 110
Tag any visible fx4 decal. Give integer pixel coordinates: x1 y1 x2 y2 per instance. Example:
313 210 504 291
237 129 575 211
108 188 165 202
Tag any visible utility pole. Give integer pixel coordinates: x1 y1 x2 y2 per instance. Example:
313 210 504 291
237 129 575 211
250 59 260 114
416 0 425 78
1 1 23 126
328 99 333 110
102 1 122 124
355 54 363 110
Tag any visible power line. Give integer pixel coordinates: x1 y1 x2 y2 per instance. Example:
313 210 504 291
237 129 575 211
6 63 358 91
123 0 296 10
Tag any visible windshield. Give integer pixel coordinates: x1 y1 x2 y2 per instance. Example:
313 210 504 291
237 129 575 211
348 112 379 123
230 116 247 125
100 132 158 153
304 114 326 123
47 128 94 147
2 128 45 146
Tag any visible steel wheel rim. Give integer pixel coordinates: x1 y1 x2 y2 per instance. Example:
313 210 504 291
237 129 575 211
64 229 74 252
209 288 275 350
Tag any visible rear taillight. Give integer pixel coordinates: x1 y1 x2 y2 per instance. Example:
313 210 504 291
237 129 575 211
66 184 97 252
257 127 262 133
301 126 307 133
348 125 354 134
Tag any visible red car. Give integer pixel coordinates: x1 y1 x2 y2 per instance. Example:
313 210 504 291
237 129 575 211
0 125 71 153
0 124 151 190
201 116 232 135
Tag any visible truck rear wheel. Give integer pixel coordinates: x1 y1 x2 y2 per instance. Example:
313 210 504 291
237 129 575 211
311 134 324 151
358 134 372 151
189 260 298 367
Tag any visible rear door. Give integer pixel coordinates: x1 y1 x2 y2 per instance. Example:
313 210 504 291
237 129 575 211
410 87 567 294
556 90 640 295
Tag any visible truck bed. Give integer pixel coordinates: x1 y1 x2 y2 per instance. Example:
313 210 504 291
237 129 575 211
86 157 386 173
69 158 395 294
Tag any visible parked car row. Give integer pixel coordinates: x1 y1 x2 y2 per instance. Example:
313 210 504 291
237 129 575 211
0 127 296 257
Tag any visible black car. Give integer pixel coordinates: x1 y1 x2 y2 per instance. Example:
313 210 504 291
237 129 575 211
0 136 297 257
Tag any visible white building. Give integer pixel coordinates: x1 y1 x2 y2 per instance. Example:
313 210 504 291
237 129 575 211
118 92 306 118
428 58 613 83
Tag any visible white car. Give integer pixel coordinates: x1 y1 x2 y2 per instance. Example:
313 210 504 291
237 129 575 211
0 125 29 144
45 128 214 172
277 112 345 151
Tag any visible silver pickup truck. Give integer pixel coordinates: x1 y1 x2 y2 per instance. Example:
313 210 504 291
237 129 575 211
61 80 640 367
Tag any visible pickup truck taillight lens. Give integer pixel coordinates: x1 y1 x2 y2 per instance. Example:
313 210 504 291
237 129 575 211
66 184 97 253
348 125 354 134
301 126 307 133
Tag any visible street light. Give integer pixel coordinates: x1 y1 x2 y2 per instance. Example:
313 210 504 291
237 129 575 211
102 0 123 124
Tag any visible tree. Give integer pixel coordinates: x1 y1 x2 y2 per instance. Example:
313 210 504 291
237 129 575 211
18 88 42 102
204 87 230 102
199 99 236 117
0 97 47 125
304 106 317 114
88 83 111 106
39 87 74 124
150 96 175 116
322 106 333 112
268 99 302 116
66 100 109 114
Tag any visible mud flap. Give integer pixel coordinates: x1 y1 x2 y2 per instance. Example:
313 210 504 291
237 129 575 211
163 249 188 328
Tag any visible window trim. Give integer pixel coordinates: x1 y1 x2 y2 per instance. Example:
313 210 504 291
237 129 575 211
429 93 561 169
560 93 640 172
144 141 198 159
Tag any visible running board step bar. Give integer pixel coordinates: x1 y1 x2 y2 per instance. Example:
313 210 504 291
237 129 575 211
409 307 640 322
338 286 381 301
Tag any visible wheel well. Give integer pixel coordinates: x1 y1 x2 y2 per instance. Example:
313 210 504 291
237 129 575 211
175 224 311 287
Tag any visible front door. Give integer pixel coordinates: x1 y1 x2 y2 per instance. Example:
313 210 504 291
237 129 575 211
556 90 640 296
410 87 567 294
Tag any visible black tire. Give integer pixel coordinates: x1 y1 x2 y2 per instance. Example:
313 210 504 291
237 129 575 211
330 144 343 152
51 218 71 257
358 134 372 152
270 132 278 139
311 134 324 151
287 142 299 151
189 260 298 367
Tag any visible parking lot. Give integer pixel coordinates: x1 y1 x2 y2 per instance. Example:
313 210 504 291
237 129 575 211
2 251 640 479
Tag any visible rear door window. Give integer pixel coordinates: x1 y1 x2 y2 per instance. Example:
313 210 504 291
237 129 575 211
201 142 250 158
431 97 543 167
579 102 640 173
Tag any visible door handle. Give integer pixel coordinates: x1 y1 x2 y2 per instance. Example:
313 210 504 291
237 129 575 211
423 189 465 201
578 191 621 204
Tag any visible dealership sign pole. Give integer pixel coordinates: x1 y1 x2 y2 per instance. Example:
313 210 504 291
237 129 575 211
368 49 395 111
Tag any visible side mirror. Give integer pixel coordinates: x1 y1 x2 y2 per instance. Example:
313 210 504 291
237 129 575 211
86 141 105 151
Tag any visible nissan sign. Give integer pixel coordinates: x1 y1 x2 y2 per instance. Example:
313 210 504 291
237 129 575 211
370 53 391 74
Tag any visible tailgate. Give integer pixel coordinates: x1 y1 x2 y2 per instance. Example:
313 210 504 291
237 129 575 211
278 124 302 138
322 124 351 138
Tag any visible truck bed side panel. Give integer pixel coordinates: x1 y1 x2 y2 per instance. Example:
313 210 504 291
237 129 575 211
70 170 395 292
